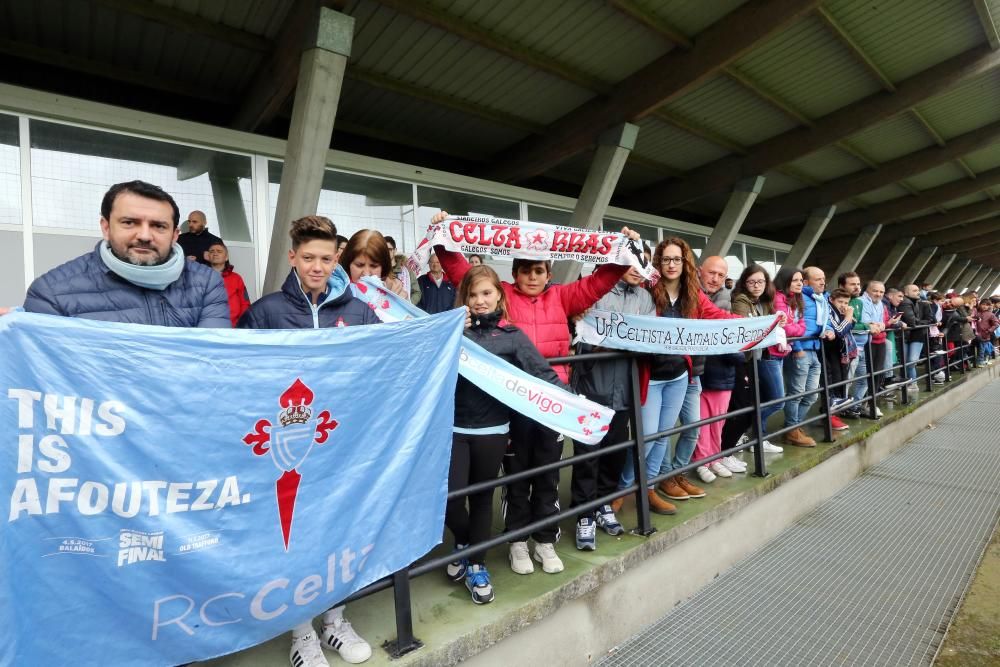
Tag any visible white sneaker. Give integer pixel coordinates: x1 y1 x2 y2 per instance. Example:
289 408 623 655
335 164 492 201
509 541 534 575
933 371 946 384
874 406 883 419
709 461 733 478
761 439 783 453
533 542 564 573
321 619 372 664
290 632 331 667
736 433 751 449
696 464 716 483
722 455 747 472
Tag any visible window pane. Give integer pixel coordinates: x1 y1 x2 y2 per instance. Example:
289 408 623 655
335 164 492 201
725 242 745 281
527 205 572 225
417 186 519 227
268 162 415 250
29 120 252 241
663 230 706 259
608 219 659 252
0 114 20 226
746 244 777 280
775 250 789 272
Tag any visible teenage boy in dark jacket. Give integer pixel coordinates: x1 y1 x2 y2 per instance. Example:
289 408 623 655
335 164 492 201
239 215 374 667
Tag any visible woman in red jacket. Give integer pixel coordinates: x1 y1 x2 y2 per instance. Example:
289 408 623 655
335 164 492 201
429 210 638 578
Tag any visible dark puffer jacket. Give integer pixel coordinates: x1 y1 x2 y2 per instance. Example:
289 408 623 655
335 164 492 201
23 242 230 327
237 266 379 329
455 310 567 429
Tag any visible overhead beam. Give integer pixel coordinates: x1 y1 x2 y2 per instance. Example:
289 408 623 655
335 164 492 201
482 0 821 183
91 0 272 52
232 0 343 132
974 0 1000 51
745 119 1000 229
905 213 1000 248
823 166 1000 239
939 228 1000 255
940 257 972 290
626 45 1000 211
0 38 230 104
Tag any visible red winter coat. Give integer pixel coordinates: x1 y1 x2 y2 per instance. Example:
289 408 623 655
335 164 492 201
221 264 251 327
436 248 627 383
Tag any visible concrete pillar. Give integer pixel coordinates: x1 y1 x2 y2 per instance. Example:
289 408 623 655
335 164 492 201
899 246 937 286
965 265 991 293
833 224 882 279
874 237 914 284
940 257 971 291
784 205 836 268
209 175 252 242
985 271 1000 296
923 253 957 286
551 122 639 285
957 263 984 293
975 269 998 293
702 175 766 259
263 7 354 294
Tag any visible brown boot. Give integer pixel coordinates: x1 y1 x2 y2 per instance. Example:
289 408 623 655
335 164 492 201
783 427 816 448
610 496 625 513
647 490 677 515
659 476 689 500
675 475 706 498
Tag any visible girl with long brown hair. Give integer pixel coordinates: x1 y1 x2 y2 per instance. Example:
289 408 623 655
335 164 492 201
617 237 738 514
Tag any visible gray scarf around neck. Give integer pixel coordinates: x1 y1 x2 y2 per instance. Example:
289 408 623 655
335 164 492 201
99 241 185 291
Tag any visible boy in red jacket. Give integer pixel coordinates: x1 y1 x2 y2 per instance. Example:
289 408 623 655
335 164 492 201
429 211 639 576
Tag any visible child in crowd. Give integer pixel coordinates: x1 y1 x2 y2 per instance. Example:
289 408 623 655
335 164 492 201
826 288 857 408
446 266 567 602
239 217 374 667
571 266 654 547
430 211 638 576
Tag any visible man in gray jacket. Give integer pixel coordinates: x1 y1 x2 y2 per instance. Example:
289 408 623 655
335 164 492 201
20 180 230 328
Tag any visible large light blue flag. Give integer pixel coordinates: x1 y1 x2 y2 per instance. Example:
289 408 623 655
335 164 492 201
0 309 465 666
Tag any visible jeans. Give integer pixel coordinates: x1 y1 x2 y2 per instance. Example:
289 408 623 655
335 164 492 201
619 372 688 489
905 341 924 381
851 346 868 402
758 358 785 436
978 341 994 364
784 350 821 426
659 376 702 475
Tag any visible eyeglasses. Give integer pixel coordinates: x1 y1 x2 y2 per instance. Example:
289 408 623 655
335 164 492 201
746 279 766 287
661 257 684 266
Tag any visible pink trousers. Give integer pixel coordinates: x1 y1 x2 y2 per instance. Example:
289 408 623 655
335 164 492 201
693 389 732 464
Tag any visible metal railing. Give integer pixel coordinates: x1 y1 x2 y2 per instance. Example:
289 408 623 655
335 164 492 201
343 323 983 657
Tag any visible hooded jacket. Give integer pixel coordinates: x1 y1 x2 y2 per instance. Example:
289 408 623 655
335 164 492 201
456 310 566 429
237 266 379 329
23 241 230 327
793 285 829 352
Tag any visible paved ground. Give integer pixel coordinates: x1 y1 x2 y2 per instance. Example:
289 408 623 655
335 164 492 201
600 380 1000 667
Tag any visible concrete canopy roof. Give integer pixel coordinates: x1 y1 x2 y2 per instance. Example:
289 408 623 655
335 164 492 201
2 0 1000 279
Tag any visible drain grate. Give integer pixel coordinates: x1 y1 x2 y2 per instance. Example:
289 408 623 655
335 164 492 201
600 381 1000 667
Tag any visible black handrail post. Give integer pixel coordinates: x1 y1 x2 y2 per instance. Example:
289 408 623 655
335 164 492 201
864 337 877 419
923 326 934 392
818 341 835 443
384 569 422 658
959 339 967 374
944 335 952 383
750 357 768 478
628 357 654 536
899 333 911 405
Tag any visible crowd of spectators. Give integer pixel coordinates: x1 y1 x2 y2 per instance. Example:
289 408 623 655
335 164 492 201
9 180 999 667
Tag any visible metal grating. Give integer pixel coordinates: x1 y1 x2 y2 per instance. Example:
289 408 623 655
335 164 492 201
601 380 1000 667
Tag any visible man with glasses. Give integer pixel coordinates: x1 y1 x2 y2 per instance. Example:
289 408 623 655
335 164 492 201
178 210 223 265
